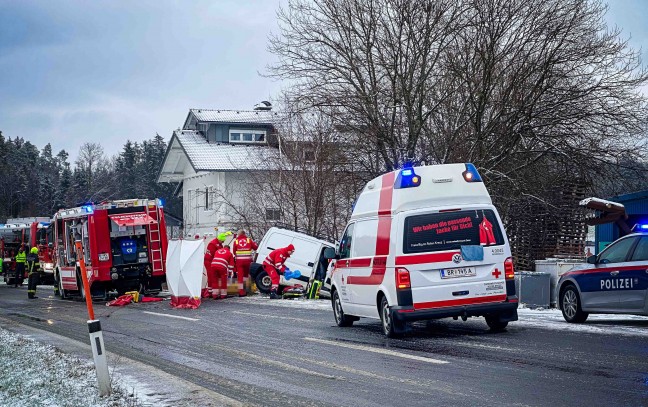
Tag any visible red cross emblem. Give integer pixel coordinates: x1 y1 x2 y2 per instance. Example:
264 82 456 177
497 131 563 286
492 269 501 279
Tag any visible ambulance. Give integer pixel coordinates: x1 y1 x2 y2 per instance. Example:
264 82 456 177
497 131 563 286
326 163 518 337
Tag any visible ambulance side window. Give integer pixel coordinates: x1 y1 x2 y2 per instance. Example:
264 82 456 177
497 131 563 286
339 224 354 259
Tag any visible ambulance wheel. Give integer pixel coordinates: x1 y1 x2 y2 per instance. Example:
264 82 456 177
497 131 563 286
380 296 405 338
332 290 354 327
255 271 272 294
560 285 589 323
485 315 508 331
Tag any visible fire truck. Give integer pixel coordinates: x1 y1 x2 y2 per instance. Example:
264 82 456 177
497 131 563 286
52 199 168 299
1 218 52 285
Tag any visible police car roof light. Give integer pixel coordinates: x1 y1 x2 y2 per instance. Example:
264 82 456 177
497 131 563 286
462 163 483 183
394 167 422 189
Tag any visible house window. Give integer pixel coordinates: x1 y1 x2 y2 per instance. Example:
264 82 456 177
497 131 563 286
265 208 281 221
205 186 215 210
229 129 266 144
303 149 316 162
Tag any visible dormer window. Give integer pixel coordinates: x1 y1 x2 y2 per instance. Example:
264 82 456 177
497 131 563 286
229 129 266 144
198 122 209 134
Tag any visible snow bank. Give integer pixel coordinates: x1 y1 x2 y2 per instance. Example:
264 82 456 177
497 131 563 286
0 328 144 407
234 294 332 310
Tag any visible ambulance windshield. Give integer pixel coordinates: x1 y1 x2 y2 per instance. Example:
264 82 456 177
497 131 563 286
403 209 505 254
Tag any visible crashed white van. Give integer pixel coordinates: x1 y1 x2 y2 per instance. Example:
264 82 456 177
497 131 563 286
326 163 518 337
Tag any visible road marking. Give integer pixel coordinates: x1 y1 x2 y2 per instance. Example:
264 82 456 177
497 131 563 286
141 311 199 321
230 310 314 323
303 337 448 365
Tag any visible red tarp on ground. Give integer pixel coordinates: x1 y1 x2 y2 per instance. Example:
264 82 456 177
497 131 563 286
170 296 201 309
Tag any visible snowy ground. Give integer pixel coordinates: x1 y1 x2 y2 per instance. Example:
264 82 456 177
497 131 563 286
0 327 149 407
235 295 648 337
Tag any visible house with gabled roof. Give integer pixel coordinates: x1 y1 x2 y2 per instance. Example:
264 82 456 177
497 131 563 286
157 102 284 237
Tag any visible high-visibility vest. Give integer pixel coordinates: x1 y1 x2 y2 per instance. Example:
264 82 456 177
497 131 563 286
15 252 26 263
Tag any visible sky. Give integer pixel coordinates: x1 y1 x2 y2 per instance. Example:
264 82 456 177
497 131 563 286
0 0 646 160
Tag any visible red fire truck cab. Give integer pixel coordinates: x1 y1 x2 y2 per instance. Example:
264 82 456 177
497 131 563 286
53 199 168 299
1 218 51 285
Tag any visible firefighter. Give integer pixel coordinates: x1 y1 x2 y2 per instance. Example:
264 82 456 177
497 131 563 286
26 247 40 299
262 244 295 299
232 229 258 297
210 245 235 299
14 246 26 287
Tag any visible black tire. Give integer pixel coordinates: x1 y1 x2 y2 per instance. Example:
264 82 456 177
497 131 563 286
485 315 509 331
332 290 354 327
560 285 589 323
380 296 405 338
255 270 272 294
77 273 87 301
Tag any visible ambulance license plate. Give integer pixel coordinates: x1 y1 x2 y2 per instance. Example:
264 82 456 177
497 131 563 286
440 267 476 279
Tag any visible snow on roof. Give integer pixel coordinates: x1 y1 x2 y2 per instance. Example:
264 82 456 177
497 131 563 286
174 130 279 171
189 109 281 124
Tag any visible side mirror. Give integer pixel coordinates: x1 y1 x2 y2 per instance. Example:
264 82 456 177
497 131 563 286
586 255 597 264
323 247 337 260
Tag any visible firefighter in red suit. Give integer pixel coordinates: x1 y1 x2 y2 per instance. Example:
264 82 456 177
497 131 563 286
263 244 295 299
210 246 235 299
232 229 258 297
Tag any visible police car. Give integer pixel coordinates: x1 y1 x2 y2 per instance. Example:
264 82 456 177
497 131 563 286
557 225 648 323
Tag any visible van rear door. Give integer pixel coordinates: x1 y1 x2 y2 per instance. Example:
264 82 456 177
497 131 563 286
397 208 509 310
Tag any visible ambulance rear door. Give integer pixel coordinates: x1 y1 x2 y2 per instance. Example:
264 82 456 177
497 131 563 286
396 205 510 310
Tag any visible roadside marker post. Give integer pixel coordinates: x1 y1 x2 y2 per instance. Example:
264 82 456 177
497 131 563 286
75 240 111 396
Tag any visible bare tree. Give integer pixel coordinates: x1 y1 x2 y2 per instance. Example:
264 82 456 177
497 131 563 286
268 0 648 266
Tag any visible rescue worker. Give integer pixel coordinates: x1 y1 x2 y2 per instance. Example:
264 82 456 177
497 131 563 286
14 246 26 287
26 247 40 299
232 229 258 297
210 245 235 299
204 231 233 294
262 244 295 299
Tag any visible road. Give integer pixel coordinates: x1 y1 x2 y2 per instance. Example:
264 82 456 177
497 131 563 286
0 284 647 407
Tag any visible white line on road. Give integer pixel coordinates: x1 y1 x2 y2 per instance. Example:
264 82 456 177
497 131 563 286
141 311 199 321
303 337 449 365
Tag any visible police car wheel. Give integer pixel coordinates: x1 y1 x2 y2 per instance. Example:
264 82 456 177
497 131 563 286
332 290 354 327
485 315 508 331
255 271 272 294
380 296 404 338
560 285 588 323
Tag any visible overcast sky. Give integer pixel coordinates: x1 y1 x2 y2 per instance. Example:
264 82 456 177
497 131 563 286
0 0 646 160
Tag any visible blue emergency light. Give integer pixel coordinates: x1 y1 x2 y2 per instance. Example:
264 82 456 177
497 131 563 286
394 166 421 189
462 163 483 183
637 224 648 231
81 205 94 214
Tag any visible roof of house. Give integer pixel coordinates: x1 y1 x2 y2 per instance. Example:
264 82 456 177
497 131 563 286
187 109 281 126
172 130 279 171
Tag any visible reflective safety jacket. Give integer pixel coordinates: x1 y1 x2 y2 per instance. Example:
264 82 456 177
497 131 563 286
204 238 223 267
263 246 293 273
233 235 258 262
211 247 235 272
26 253 39 275
15 251 26 264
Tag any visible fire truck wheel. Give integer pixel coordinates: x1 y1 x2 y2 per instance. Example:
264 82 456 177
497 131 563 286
77 274 87 300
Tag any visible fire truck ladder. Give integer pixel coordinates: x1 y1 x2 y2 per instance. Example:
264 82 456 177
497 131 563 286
146 205 164 274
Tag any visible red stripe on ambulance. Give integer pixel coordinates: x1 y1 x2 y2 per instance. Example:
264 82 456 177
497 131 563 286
347 172 395 286
395 251 460 266
414 294 507 310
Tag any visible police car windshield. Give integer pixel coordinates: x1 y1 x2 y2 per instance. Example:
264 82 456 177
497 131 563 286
403 209 505 254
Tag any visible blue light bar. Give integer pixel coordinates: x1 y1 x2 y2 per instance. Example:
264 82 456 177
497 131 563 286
462 163 483 183
81 205 94 214
639 224 648 230
394 167 421 189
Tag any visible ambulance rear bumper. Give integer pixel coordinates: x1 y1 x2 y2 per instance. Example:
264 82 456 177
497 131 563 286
391 300 518 323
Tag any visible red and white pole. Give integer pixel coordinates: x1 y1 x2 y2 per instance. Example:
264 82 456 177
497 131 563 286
75 240 111 396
